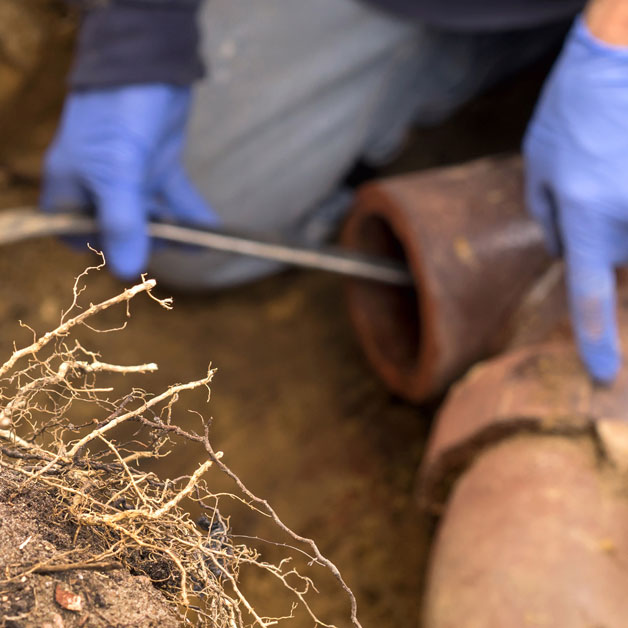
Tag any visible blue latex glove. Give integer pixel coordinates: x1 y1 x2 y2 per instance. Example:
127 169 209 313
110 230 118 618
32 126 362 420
523 16 628 384
42 84 219 279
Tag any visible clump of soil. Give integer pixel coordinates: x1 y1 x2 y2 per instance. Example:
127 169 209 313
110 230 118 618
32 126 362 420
0 467 179 628
0 269 362 628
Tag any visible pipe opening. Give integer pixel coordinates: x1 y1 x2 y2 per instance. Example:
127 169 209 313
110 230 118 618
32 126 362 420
350 215 420 372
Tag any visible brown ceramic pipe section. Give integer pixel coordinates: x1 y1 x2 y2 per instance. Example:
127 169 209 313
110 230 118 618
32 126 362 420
341 154 552 402
423 434 628 628
417 305 628 628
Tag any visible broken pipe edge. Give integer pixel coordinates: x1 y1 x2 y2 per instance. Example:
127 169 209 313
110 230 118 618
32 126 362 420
417 340 628 513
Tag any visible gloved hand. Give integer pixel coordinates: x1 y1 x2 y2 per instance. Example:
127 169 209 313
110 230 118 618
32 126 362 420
42 84 219 280
523 16 628 384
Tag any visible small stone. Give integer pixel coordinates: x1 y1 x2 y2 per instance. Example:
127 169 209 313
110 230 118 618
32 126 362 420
55 585 82 612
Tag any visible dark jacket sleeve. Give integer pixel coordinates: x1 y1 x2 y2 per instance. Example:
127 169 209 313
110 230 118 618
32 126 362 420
70 0 205 89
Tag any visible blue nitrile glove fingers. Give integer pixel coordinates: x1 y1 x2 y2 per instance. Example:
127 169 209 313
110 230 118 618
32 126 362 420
147 109 219 227
41 141 90 213
566 260 619 383
42 84 219 279
523 16 628 383
561 205 622 383
523 144 562 257
160 166 219 226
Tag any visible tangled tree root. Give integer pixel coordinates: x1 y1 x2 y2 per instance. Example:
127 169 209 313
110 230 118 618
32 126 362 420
0 261 362 628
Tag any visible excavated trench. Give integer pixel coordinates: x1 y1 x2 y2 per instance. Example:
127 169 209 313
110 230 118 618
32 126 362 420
0 4 557 626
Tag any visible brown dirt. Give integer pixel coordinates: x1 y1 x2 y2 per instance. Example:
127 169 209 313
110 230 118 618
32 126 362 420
0 0 75 180
0 468 179 628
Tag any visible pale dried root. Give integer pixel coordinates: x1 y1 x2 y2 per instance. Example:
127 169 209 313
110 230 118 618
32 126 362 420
0 262 362 628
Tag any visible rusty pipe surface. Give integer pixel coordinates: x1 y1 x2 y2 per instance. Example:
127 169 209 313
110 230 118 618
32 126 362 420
417 302 628 627
341 155 553 402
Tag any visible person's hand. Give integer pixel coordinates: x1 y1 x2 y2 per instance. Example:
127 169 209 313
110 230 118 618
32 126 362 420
42 84 219 279
523 16 628 383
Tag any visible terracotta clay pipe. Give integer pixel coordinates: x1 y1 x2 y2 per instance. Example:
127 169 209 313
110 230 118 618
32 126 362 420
416 304 628 627
341 154 553 402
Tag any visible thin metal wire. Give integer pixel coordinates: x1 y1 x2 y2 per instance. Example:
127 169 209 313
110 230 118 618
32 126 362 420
0 208 413 286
